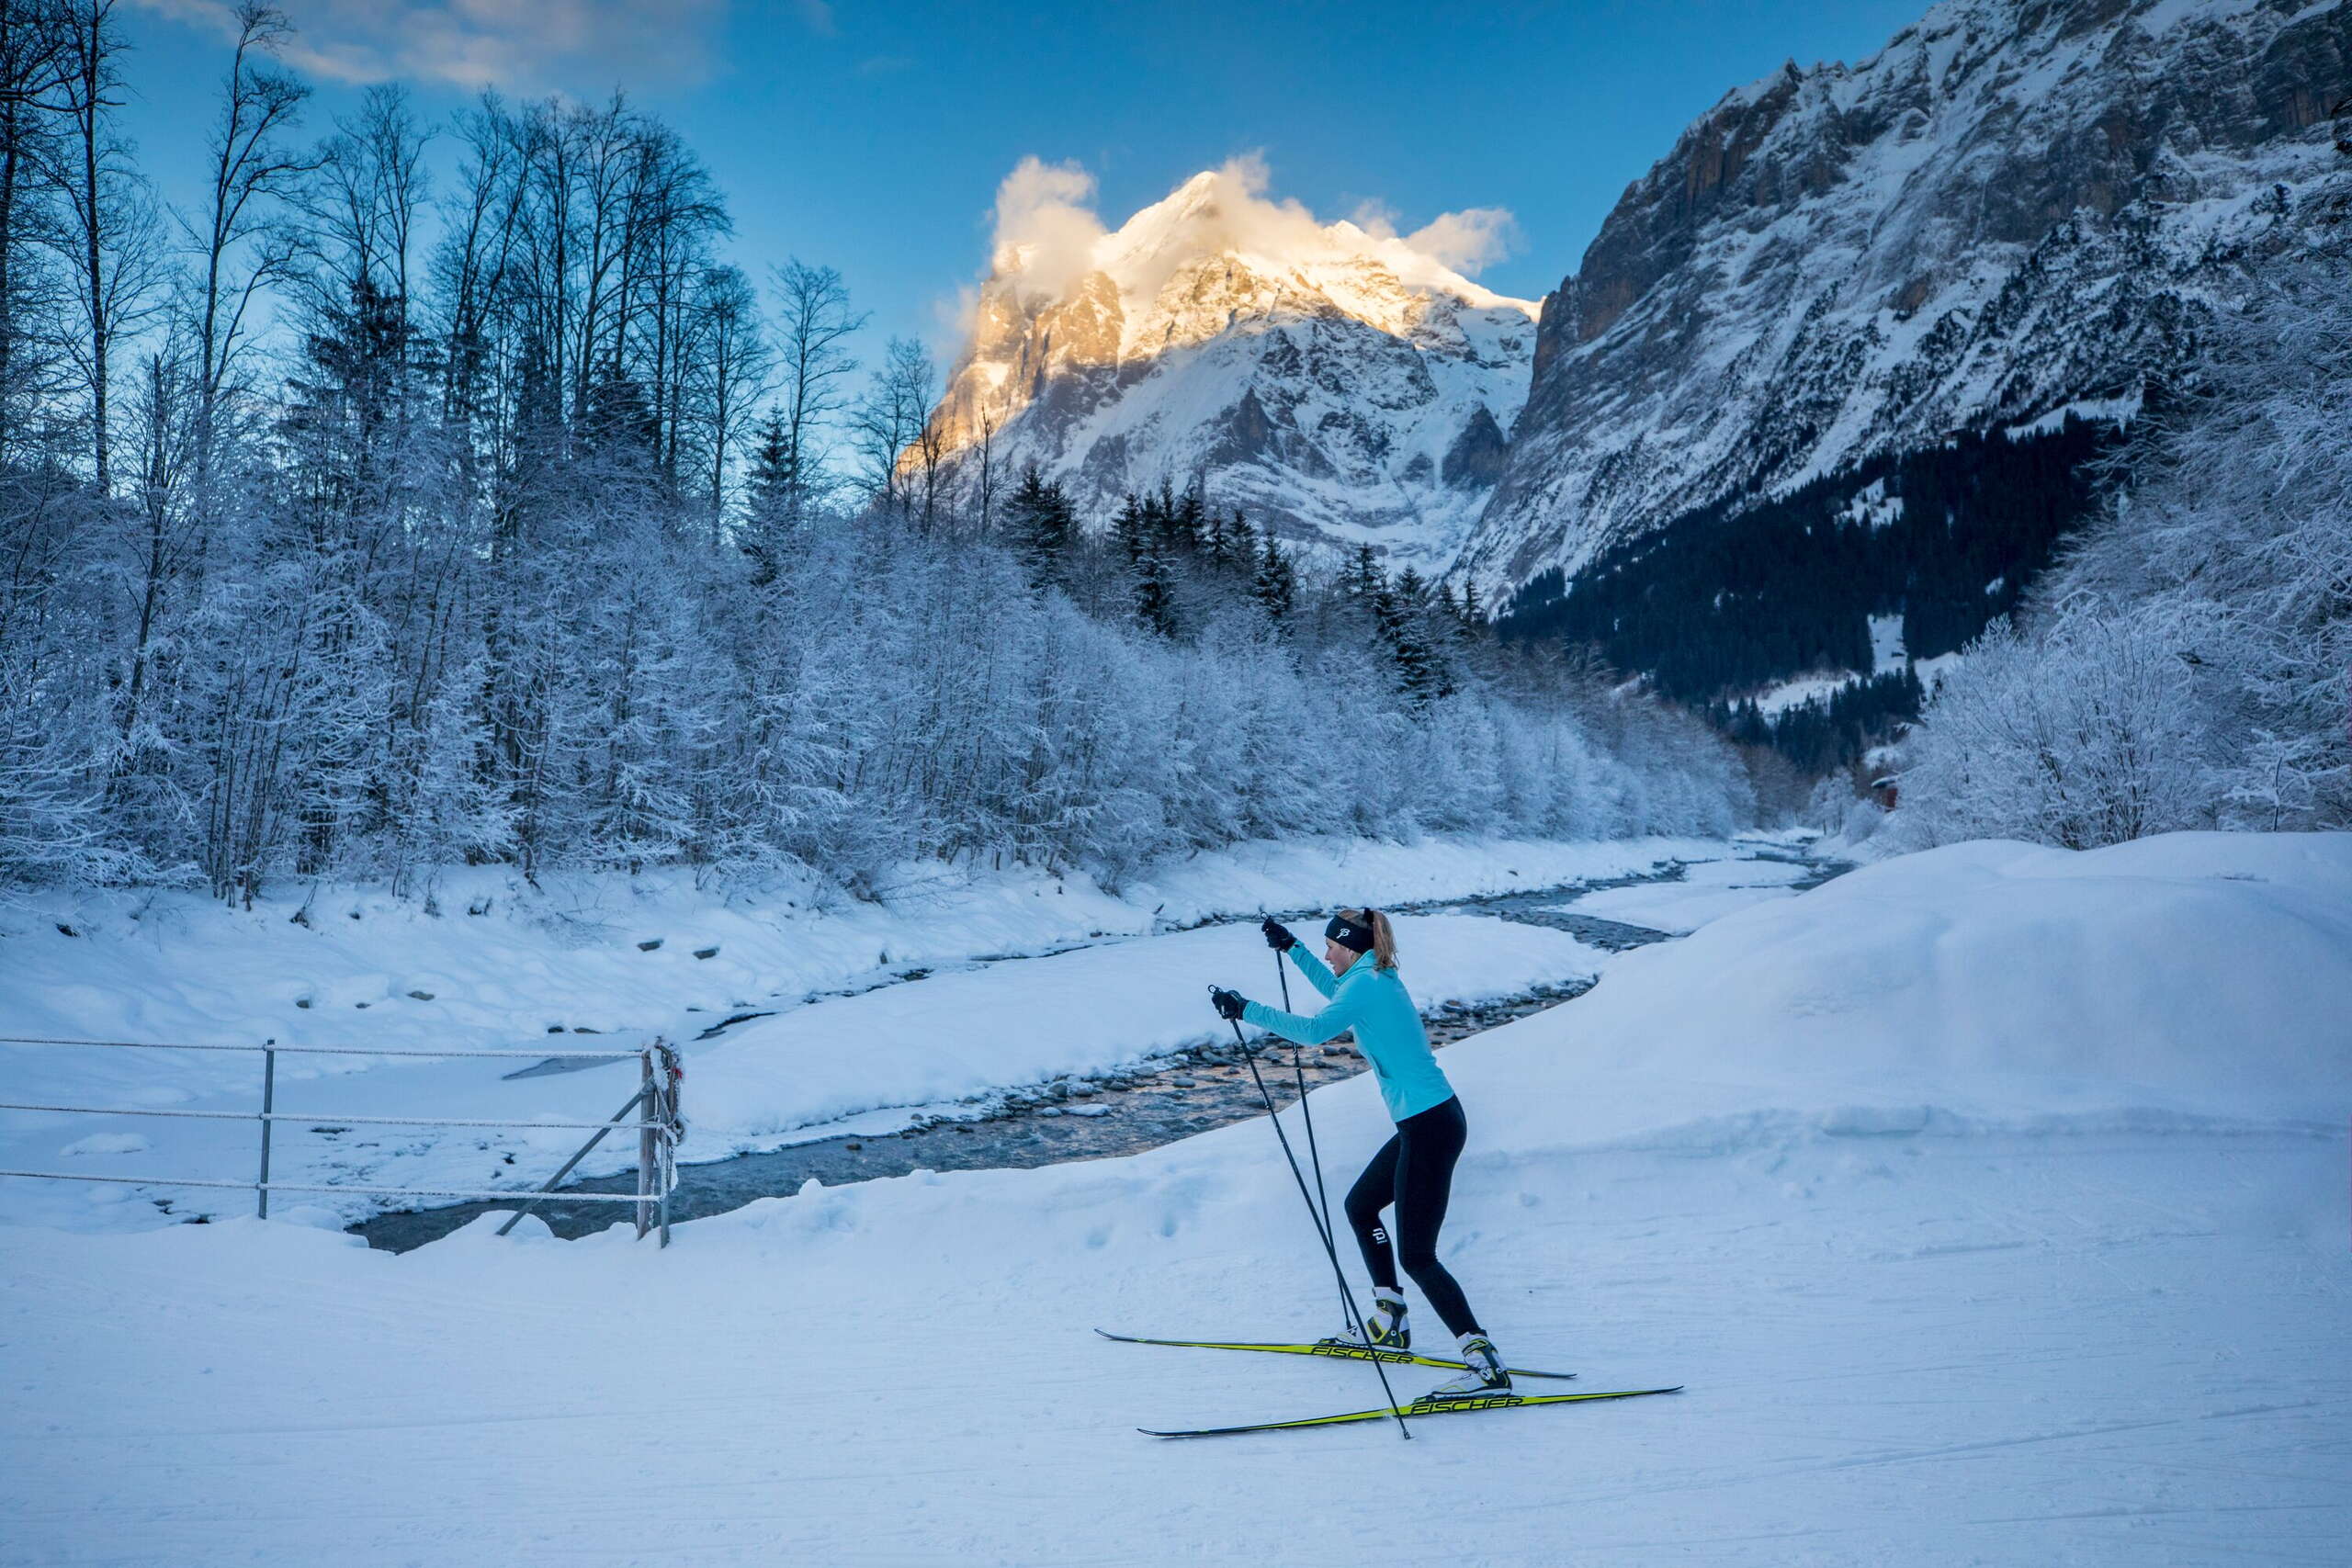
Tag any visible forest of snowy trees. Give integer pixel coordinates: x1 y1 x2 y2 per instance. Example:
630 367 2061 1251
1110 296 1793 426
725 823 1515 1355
0 3 1748 901
1865 250 2352 852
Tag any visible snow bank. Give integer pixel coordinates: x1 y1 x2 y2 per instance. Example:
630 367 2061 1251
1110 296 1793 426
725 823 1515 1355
1456 831 2352 1154
1559 855 1808 933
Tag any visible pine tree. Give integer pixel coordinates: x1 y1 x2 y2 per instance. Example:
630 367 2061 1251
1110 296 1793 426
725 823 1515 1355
741 412 795 584
1111 491 1148 567
1168 483 1205 557
1203 507 1241 572
1134 544 1178 637
1250 523 1296 626
1387 569 1447 705
1001 464 1076 592
1112 491 1177 636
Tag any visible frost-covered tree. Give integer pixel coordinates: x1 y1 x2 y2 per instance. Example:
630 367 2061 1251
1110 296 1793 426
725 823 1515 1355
1000 464 1074 592
1899 247 2352 845
0 31 1756 899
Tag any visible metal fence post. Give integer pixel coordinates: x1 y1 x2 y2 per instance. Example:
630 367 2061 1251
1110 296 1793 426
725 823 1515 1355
256 1045 276 1219
654 1040 680 1249
635 1048 655 1239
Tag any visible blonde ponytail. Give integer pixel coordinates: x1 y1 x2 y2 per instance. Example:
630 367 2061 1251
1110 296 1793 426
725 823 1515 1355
1342 907 1399 972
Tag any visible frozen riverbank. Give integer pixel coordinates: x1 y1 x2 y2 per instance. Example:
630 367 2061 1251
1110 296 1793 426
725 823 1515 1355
0 834 1757 1234
357 846 1837 1249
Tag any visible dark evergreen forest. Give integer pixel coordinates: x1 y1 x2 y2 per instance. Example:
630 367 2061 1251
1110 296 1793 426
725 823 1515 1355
1496 417 2121 771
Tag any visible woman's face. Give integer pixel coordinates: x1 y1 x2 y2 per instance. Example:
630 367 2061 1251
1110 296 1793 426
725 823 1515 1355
1327 939 1358 975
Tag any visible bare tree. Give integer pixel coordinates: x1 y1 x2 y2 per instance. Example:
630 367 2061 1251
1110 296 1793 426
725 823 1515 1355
684 261 766 536
305 85 428 310
48 0 159 492
184 3 311 482
852 334 933 521
911 401 947 532
975 409 1000 535
0 0 72 462
768 257 863 519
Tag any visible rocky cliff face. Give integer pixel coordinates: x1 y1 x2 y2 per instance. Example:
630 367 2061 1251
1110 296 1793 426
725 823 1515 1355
1460 0 2351 599
929 169 1539 575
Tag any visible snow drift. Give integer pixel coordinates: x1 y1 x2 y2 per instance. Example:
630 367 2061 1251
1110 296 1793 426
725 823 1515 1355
1457 832 2352 1158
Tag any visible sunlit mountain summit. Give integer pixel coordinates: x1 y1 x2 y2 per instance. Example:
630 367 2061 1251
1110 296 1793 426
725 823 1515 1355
928 158 1537 574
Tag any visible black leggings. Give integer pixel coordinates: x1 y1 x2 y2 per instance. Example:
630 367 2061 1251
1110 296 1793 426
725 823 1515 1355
1343 1095 1482 1338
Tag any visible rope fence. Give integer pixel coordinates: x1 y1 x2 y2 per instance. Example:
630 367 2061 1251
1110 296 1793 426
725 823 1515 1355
0 1034 646 1059
0 1102 669 1132
0 1170 663 1203
0 1035 686 1246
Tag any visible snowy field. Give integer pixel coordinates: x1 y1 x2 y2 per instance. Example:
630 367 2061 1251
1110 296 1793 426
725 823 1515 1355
4 831 2349 1565
0 834 1729 1233
1555 853 1809 934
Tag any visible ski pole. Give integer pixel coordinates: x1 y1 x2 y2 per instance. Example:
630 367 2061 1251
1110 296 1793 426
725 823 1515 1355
1272 942 1338 1250
1261 936 1342 1279
1225 1006 1410 1438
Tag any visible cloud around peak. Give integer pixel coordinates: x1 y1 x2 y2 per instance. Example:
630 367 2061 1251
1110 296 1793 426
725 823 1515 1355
990 157 1111 304
987 154 1521 307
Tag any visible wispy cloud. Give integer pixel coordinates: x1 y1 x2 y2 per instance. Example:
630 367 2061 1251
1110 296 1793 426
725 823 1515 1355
990 156 1109 303
131 0 730 90
989 153 1522 308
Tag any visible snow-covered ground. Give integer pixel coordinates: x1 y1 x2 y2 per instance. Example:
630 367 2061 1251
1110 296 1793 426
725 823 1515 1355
4 831 2348 1565
1555 854 1809 934
0 834 1733 1233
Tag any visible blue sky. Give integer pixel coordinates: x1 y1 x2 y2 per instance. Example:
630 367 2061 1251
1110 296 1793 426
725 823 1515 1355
119 0 1930 357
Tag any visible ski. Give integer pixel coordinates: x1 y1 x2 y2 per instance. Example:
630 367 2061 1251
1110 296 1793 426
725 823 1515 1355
1095 1327 1577 1381
1142 1384 1683 1438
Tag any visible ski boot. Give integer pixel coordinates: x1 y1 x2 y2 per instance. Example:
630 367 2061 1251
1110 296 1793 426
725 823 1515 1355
1425 1334 1512 1399
1364 1286 1409 1349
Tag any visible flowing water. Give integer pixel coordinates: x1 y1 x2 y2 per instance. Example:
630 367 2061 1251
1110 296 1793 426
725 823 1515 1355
356 847 1842 1251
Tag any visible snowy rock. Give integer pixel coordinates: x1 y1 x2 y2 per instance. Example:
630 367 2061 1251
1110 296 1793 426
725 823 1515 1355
1461 0 2352 596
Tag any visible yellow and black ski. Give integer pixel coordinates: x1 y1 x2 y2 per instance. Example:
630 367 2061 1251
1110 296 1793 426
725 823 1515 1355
1095 1327 1577 1381
1142 1384 1683 1439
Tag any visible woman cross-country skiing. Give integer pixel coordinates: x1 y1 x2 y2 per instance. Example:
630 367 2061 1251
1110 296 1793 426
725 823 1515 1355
1211 908 1508 1397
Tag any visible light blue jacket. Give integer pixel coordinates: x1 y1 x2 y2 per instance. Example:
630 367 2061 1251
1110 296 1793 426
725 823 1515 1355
1242 945 1454 1124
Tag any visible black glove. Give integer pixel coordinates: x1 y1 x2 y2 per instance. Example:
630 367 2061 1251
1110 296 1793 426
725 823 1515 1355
1210 987 1249 1021
1260 917 1296 953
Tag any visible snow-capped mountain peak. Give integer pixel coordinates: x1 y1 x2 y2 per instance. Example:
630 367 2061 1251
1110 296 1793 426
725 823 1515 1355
931 158 1538 572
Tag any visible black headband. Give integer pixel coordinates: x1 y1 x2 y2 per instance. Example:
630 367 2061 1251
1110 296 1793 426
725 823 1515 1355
1325 910 1377 953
